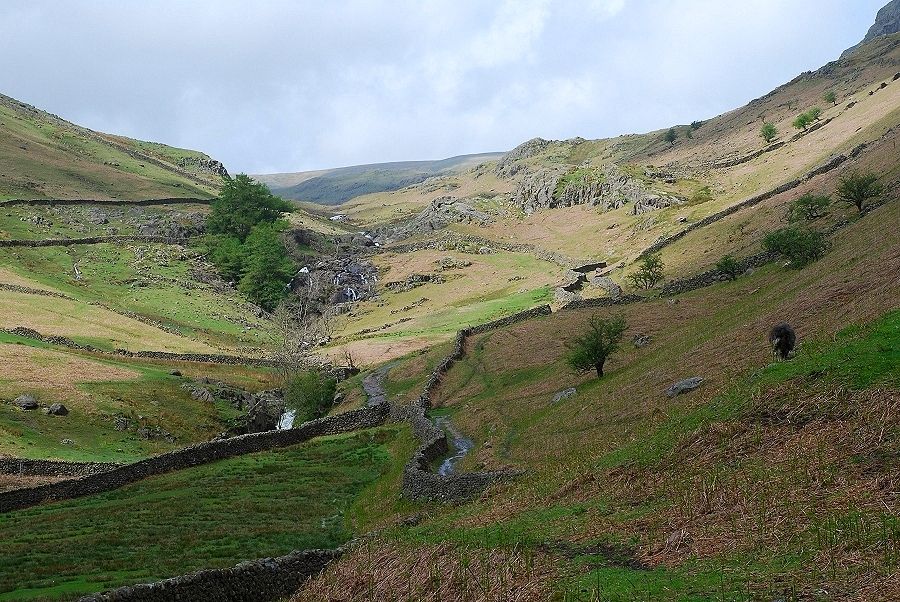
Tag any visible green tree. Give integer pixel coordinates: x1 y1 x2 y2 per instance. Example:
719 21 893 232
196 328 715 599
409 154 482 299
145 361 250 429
715 254 742 280
690 120 703 130
763 227 829 268
566 315 627 378
808 107 822 121
205 235 247 282
824 90 837 106
238 222 296 311
837 171 883 212
207 174 293 242
788 193 831 222
284 371 337 423
664 128 678 145
628 253 665 289
760 122 778 143
793 113 813 131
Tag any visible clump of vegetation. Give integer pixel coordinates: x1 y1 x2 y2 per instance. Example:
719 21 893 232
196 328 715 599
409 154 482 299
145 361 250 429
760 122 778 143
628 253 665 289
566 315 627 378
690 120 703 130
792 108 821 131
664 128 678 145
284 370 337 423
715 254 742 280
837 171 883 212
824 90 837 106
788 193 831 222
203 174 296 310
763 227 829 267
691 185 713 204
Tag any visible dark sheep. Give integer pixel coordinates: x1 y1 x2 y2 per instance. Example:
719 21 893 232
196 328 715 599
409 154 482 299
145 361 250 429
769 323 796 360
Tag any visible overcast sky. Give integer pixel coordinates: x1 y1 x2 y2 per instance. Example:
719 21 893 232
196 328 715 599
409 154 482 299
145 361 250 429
0 1 884 174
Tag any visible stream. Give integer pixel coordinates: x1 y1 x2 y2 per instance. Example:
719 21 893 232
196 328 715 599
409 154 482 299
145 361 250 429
433 415 474 476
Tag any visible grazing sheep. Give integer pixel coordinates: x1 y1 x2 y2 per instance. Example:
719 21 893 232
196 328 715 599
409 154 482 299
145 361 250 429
769 323 796 360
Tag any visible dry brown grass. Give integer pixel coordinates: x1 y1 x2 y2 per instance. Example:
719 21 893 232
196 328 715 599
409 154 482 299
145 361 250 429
0 473 67 492
0 342 139 401
293 538 557 602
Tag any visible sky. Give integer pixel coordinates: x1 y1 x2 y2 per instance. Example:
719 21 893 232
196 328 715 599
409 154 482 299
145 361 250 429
0 1 885 174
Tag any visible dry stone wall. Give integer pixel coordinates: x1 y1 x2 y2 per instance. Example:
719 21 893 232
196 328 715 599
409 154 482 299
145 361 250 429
0 457 121 477
0 198 212 208
0 402 389 513
0 235 189 248
78 549 338 602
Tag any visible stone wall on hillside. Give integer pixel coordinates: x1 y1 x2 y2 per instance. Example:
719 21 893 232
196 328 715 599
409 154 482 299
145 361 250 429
0 457 121 477
78 549 338 602
0 198 212 208
0 235 188 248
660 251 778 296
0 402 389 513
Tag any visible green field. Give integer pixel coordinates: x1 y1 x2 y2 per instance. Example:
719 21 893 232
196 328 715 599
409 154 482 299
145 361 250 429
0 428 406 600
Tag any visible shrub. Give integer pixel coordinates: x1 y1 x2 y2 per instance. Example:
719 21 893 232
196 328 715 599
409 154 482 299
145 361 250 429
837 171 883 212
664 128 678 145
690 120 703 130
627 254 665 289
808 106 822 121
238 222 297 311
691 185 713 204
824 90 837 106
715 254 742 280
566 315 627 378
793 113 813 131
204 235 247 282
760 122 778 143
788 193 831 222
763 227 829 268
284 371 337 423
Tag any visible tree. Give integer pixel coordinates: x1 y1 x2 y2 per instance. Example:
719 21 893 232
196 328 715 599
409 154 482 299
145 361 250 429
238 222 296 311
566 315 627 378
837 171 883 212
690 120 703 130
204 234 247 282
207 174 293 242
284 370 337 423
824 91 837 106
808 107 822 121
763 227 829 268
760 122 778 143
788 193 831 222
271 296 336 380
715 254 742 280
627 254 665 289
664 128 678 145
793 113 813 131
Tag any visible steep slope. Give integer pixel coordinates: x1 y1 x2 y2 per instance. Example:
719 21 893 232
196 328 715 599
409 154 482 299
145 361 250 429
0 93 225 200
843 0 900 57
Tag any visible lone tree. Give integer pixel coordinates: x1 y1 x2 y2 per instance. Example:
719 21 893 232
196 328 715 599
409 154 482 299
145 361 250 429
566 315 627 378
715 254 742 280
761 122 778 143
788 193 831 221
793 112 813 131
824 90 837 106
664 128 678 145
763 227 829 268
837 171 883 212
628 253 665 289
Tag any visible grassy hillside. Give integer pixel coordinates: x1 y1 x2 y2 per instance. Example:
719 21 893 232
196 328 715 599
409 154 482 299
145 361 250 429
0 93 222 200
255 153 503 205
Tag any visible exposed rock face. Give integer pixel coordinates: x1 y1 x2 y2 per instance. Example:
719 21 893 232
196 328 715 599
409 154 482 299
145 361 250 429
590 275 623 300
552 388 577 403
47 403 68 416
666 377 704 398
495 137 551 177
514 164 683 216
178 156 230 178
380 196 493 242
843 0 900 57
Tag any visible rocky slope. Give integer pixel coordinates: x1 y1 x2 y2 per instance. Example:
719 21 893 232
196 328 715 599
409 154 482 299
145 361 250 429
843 0 900 57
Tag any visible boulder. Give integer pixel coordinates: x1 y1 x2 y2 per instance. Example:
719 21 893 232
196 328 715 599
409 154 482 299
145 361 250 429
190 388 215 403
590 276 623 300
169 370 182 377
14 395 38 410
552 388 577 403
114 416 129 431
47 403 69 416
633 334 652 348
666 377 704 398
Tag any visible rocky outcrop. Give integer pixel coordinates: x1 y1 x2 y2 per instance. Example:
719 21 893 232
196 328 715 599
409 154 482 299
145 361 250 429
843 0 900 58
177 157 229 179
514 164 683 216
495 137 551 178
377 196 493 243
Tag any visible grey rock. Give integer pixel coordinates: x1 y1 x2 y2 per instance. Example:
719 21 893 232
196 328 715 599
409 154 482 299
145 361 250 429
169 369 182 377
554 288 578 305
14 395 38 410
114 416 129 431
590 275 623 300
552 388 577 403
666 377 704 398
47 403 68 416
633 334 652 348
190 388 215 403
842 0 900 58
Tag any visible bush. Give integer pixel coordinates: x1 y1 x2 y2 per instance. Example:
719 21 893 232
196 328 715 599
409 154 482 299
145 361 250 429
284 371 337 423
824 91 836 106
627 254 665 289
788 193 831 222
715 254 742 280
690 120 703 130
763 227 829 268
204 235 246 282
793 113 813 131
238 222 296 311
691 185 713 204
566 315 627 378
760 122 778 143
837 171 883 212
664 128 678 145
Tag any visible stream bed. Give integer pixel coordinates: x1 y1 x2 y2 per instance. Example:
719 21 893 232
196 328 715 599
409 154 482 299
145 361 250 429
433 415 474 476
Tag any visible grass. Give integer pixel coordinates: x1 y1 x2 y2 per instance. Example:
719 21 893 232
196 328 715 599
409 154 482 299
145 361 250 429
0 428 404 601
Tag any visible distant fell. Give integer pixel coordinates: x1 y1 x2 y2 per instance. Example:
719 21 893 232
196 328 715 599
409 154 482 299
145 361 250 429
842 0 900 57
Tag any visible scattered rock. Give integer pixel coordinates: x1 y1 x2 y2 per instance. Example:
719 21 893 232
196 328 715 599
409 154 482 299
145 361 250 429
169 370 182 377
114 417 129 431
14 395 38 410
554 288 578 305
333 392 346 406
666 377 704 398
47 403 69 416
190 388 215 403
590 275 622 300
552 388 577 403
61 439 74 445
633 334 652 348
